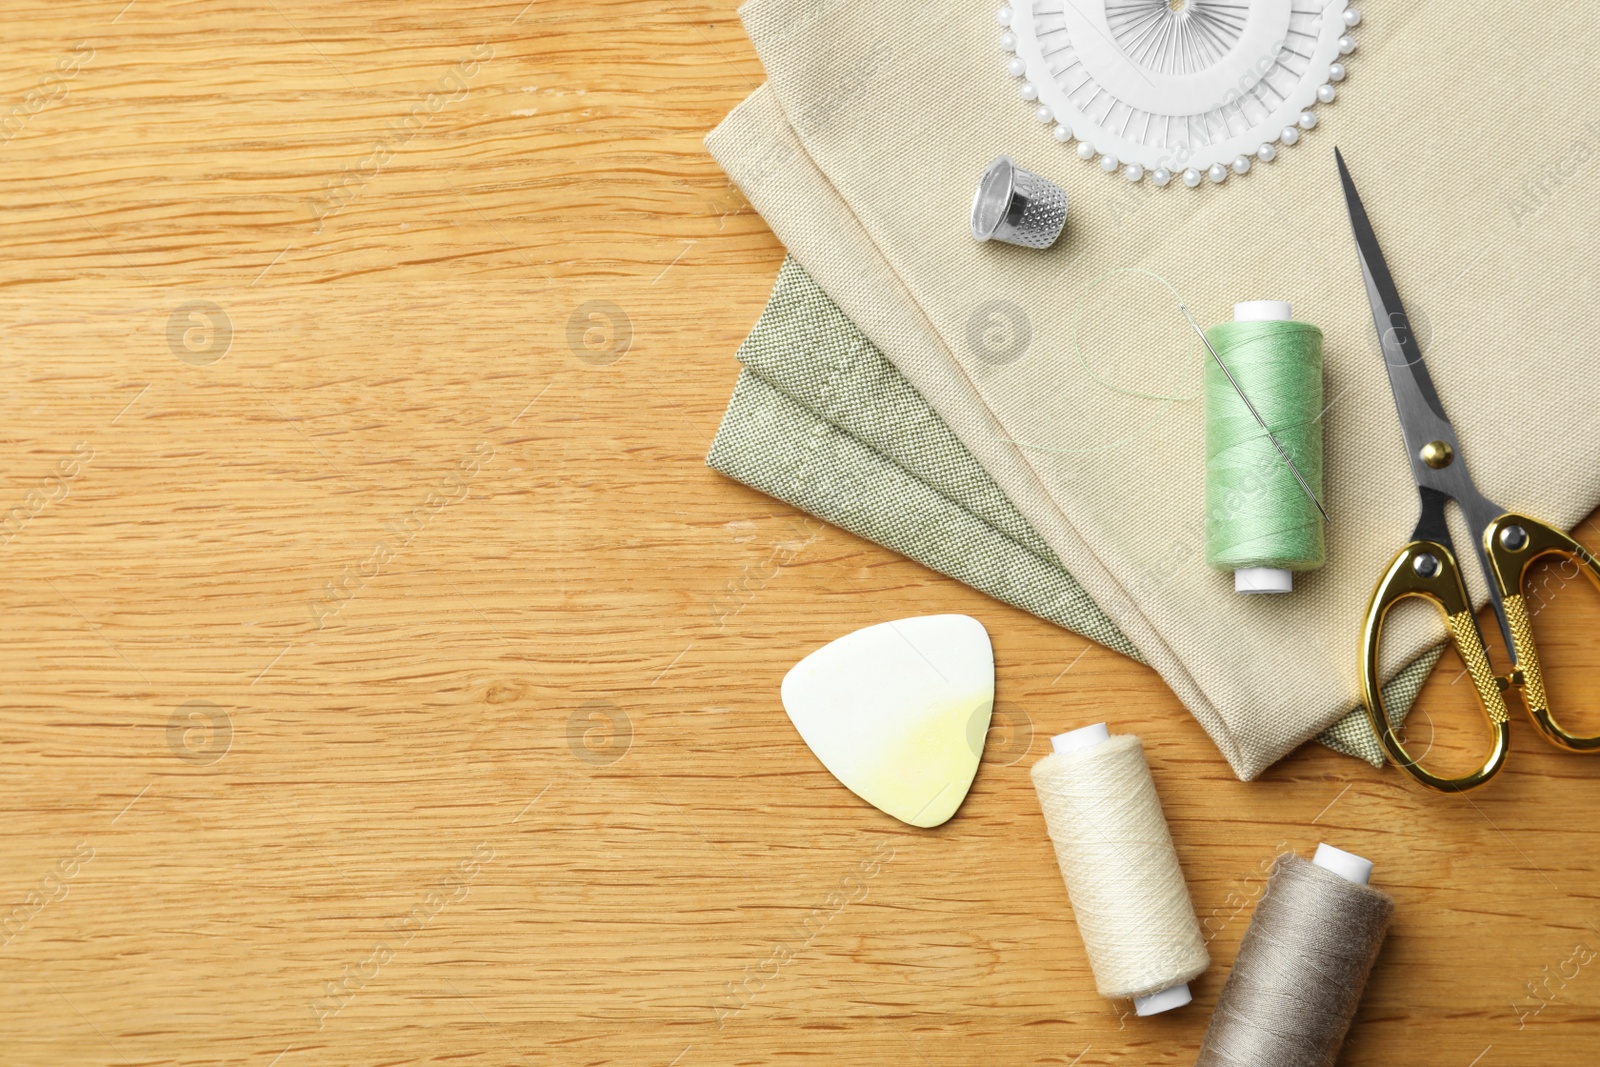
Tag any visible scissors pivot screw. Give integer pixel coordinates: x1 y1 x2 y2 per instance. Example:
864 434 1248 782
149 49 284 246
1419 440 1454 469
1499 525 1529 551
1412 552 1441 578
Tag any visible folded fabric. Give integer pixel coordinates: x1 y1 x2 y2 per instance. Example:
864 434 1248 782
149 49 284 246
710 255 1442 765
708 4 1600 778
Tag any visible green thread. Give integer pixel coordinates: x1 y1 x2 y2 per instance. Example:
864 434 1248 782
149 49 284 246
1071 267 1203 402
1205 319 1326 572
993 268 1203 459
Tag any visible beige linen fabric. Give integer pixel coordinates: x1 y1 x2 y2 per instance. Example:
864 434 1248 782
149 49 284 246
708 255 1446 765
710 2 1600 779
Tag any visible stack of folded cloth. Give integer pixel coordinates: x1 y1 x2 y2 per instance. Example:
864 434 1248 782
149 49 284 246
703 0 1600 778
709 256 1438 765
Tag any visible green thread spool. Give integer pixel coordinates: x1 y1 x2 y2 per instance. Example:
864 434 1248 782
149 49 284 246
1205 301 1325 594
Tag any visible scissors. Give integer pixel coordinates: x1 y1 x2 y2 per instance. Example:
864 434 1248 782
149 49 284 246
1337 148 1600 792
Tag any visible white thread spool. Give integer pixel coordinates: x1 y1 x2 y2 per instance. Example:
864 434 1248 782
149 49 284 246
1032 723 1210 1014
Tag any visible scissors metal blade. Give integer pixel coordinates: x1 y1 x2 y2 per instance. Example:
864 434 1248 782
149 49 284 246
1335 147 1515 655
1335 148 1459 494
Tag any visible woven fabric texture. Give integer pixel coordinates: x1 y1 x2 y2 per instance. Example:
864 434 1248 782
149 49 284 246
711 256 1440 765
708 2 1600 778
711 255 1138 660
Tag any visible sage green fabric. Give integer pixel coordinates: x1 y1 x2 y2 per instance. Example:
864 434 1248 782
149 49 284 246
710 258 1138 661
709 257 1441 766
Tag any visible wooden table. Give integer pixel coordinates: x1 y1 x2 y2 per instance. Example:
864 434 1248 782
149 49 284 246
4 2 1599 1063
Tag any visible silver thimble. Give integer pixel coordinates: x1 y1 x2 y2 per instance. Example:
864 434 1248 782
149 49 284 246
969 156 1068 249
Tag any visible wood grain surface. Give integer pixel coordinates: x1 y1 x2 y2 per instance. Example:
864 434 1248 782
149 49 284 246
3 2 1600 1064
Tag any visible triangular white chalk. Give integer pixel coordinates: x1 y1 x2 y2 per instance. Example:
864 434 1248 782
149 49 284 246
780 615 994 828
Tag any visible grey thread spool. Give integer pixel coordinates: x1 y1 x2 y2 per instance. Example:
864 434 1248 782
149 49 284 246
1197 844 1393 1066
1031 722 1209 1016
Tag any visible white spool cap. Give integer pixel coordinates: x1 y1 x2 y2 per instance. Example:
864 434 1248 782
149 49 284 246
1233 299 1293 322
1235 566 1294 594
1050 721 1110 755
1312 842 1374 886
1051 720 1192 1017
1229 299 1296 595
1134 982 1193 1016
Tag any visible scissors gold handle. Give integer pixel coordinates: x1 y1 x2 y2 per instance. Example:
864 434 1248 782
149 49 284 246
1359 516 1600 791
1339 148 1600 791
1484 514 1600 754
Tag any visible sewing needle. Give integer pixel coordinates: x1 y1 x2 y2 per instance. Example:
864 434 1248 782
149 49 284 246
1178 303 1332 525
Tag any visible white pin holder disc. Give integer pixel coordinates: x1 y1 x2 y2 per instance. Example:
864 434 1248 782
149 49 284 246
996 1 1360 187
